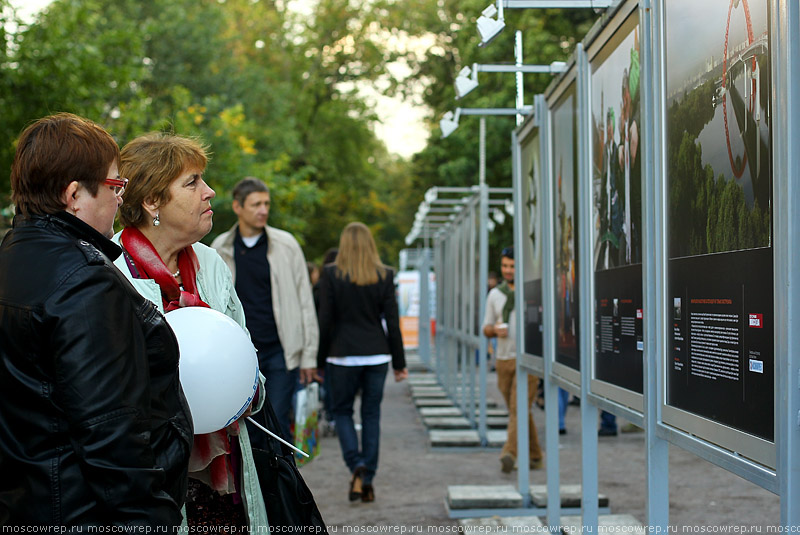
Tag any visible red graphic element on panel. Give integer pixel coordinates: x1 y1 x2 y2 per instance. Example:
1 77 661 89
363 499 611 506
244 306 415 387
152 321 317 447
722 0 757 179
748 313 763 328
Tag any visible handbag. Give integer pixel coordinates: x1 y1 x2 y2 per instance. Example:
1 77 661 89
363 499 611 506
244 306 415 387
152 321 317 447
251 397 327 532
293 382 321 466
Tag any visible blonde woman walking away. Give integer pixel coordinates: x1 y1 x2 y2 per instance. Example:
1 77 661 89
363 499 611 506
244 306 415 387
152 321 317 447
316 222 408 503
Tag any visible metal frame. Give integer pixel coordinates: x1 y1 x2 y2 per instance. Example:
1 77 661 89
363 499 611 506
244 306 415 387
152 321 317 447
575 42 601 530
654 0 777 479
411 0 800 525
544 62 582 394
413 187 516 446
583 0 645 417
514 110 546 377
638 0 670 526
774 0 800 525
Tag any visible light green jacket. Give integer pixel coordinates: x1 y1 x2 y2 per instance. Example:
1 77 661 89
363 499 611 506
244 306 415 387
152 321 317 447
111 233 269 531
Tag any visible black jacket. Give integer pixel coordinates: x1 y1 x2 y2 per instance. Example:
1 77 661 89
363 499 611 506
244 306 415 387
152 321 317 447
316 264 405 370
0 213 193 526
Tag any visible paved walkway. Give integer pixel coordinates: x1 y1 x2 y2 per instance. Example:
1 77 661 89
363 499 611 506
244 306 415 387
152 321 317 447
298 360 780 530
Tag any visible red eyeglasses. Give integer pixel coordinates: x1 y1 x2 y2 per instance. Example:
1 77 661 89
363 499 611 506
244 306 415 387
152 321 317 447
104 177 128 196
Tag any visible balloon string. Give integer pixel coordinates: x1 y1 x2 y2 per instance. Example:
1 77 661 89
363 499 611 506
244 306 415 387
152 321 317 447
246 417 310 458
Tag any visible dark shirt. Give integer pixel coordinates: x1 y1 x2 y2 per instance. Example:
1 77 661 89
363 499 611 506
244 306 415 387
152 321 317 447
233 228 283 368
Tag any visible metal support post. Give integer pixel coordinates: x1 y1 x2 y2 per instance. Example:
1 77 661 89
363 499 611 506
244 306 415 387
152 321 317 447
478 183 490 445
576 43 599 530
468 206 479 428
419 249 431 367
642 0 669 527
512 130 530 505
774 0 800 525
480 118 487 186
540 93 563 530
515 31 524 126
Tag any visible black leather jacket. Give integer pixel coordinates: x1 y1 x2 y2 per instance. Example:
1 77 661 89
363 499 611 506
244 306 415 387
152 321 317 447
0 213 193 526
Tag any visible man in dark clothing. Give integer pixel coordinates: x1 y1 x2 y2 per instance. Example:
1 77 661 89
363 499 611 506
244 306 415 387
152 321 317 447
212 178 319 444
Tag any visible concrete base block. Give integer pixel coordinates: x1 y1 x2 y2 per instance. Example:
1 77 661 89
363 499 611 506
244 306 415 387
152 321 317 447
486 416 509 429
414 398 455 408
422 416 471 429
411 392 448 399
475 408 509 417
448 485 523 509
458 516 544 530
451 399 500 408
407 377 438 387
430 430 481 447
405 359 430 373
419 407 462 417
410 386 447 396
530 484 609 508
486 430 507 447
430 429 507 447
559 514 644 534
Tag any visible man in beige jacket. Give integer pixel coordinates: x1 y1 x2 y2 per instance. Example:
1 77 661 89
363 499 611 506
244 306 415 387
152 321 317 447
212 177 319 445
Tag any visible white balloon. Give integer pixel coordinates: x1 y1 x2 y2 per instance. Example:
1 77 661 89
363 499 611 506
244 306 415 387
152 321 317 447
165 307 259 434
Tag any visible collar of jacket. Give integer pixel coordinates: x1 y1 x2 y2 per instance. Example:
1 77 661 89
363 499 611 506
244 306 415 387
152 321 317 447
222 222 271 248
13 211 122 261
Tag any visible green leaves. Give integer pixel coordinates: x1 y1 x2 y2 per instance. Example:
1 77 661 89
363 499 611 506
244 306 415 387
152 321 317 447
0 0 422 264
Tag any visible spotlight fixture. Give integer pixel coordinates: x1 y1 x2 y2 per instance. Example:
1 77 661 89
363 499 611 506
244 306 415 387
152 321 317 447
477 3 505 47
439 109 461 138
504 198 515 217
455 65 479 99
492 208 506 226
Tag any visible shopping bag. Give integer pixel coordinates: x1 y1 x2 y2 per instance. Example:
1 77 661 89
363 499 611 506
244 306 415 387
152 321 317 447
293 382 320 465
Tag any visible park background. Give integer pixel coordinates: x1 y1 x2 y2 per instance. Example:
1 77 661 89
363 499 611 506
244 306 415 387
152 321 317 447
0 0 597 266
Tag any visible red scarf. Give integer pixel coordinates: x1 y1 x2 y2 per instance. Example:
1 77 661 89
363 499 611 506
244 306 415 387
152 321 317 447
120 227 238 495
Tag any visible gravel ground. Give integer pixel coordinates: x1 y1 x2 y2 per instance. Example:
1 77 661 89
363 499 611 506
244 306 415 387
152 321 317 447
297 364 780 532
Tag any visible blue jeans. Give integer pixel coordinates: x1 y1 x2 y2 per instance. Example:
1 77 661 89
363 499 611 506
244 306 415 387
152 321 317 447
557 387 570 431
328 362 389 485
600 410 617 432
246 358 299 449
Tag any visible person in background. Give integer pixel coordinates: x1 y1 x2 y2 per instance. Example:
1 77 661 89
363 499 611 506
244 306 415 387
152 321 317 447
308 261 320 287
212 178 319 444
487 270 499 291
599 411 618 436
315 247 339 435
317 222 407 503
483 246 544 473
486 270 500 366
114 133 268 529
0 113 192 526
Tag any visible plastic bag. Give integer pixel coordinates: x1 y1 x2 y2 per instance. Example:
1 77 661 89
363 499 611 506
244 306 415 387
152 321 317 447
293 382 320 465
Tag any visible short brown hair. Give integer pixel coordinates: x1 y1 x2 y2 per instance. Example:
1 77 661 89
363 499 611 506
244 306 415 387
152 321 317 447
232 177 269 206
11 113 119 217
118 133 208 228
335 222 386 286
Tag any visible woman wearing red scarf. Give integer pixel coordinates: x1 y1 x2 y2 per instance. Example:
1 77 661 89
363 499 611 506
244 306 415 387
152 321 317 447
111 133 268 529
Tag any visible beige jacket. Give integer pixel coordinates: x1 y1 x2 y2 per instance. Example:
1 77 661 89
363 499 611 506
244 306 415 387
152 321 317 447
211 224 319 370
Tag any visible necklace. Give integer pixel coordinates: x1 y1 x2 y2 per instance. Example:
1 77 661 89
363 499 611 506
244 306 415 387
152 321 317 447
171 268 180 278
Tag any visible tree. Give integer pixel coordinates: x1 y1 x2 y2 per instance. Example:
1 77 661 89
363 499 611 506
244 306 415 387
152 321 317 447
0 0 422 265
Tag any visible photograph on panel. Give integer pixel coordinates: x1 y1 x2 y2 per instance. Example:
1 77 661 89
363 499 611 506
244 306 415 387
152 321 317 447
552 86 580 371
664 0 773 443
590 12 644 395
521 132 544 357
